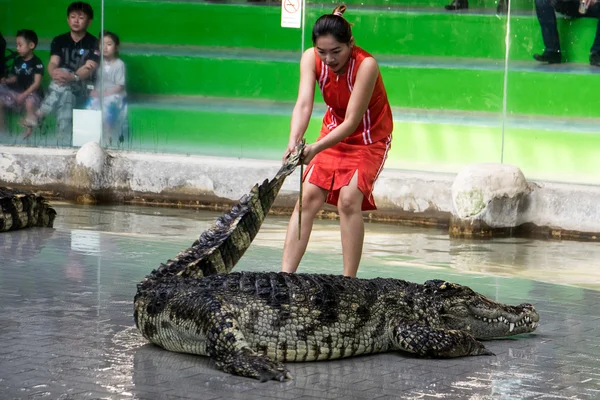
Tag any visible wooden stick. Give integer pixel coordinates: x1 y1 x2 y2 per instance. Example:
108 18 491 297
298 139 305 240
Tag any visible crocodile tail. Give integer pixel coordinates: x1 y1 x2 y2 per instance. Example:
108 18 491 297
0 187 57 232
137 143 305 288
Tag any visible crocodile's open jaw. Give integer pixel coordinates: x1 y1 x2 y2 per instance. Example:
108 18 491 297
445 302 539 339
426 280 540 339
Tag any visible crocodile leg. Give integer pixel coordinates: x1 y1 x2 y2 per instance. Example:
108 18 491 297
214 347 291 382
391 322 494 358
206 303 292 382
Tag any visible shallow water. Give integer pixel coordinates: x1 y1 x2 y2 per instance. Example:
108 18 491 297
33 202 596 290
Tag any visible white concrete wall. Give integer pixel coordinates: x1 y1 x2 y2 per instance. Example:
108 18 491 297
1 145 599 235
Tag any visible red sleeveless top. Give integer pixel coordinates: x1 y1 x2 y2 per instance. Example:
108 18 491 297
315 46 393 145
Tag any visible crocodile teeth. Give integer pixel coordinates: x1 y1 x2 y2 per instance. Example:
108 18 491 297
509 322 515 332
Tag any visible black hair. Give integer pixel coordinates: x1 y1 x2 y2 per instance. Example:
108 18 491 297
67 2 94 20
311 5 353 45
16 29 38 48
99 30 121 56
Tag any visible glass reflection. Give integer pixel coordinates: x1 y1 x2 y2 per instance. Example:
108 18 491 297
2 0 596 187
0 1 101 147
503 0 600 185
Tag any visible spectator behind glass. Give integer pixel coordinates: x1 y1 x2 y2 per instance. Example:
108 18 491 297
534 0 600 66
24 1 100 145
0 30 44 139
86 30 127 146
444 0 507 13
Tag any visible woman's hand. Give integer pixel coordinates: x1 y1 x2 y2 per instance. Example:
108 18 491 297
300 143 319 165
282 139 303 164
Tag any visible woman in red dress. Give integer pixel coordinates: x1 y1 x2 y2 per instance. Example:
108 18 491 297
281 5 394 277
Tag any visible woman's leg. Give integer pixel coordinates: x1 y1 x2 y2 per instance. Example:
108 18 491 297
281 169 328 273
337 171 365 278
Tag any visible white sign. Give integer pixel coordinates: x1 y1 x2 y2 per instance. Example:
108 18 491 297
73 109 102 147
281 0 302 28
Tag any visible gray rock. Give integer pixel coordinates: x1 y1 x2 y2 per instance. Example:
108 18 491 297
450 163 531 237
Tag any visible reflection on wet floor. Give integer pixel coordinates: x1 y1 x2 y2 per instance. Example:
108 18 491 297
1 203 600 399
240 207 600 291
45 202 600 290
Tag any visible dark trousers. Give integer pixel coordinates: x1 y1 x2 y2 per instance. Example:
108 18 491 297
535 0 600 53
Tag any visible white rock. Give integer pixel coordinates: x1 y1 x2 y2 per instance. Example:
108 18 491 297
75 142 107 174
452 163 530 228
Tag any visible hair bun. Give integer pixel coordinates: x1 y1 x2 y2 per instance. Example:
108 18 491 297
332 4 346 17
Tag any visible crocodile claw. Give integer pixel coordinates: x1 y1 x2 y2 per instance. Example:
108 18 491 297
481 348 495 356
255 356 292 382
474 343 495 356
217 353 292 382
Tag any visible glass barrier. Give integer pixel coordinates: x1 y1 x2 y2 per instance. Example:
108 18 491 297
105 0 508 171
100 0 301 157
304 0 508 175
1 0 597 186
503 0 600 185
0 0 105 147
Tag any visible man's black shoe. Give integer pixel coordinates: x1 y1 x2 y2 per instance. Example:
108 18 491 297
445 0 468 10
590 52 600 67
533 51 562 64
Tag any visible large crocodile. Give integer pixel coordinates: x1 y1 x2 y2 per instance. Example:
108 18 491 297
134 144 540 382
0 187 56 232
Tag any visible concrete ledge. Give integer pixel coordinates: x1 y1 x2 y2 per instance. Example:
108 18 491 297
0 145 598 240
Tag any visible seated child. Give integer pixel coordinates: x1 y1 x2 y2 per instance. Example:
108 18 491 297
86 30 127 146
0 30 44 139
23 2 100 144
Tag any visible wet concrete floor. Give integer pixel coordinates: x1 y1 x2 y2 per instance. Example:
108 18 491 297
1 203 599 399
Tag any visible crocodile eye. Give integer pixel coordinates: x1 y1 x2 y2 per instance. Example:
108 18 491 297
449 304 469 316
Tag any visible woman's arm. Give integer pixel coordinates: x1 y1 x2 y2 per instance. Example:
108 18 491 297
284 48 317 161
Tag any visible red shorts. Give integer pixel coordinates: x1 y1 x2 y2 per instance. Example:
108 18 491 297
303 134 392 211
